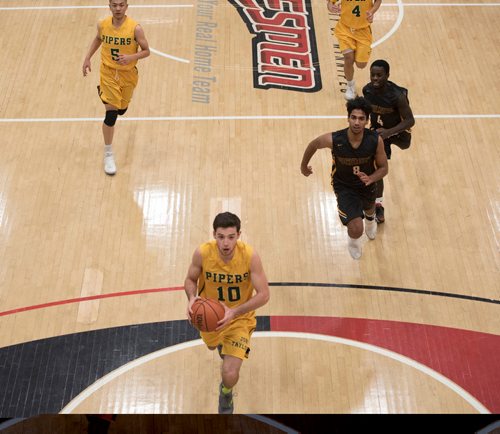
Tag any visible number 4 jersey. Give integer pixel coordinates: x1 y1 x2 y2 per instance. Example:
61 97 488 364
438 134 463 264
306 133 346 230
99 16 138 70
339 0 374 29
197 240 256 321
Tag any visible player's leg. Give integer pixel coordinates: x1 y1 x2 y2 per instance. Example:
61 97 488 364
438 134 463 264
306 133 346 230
353 26 372 71
349 27 372 97
217 320 255 413
375 179 385 223
376 133 411 223
334 22 357 99
102 103 119 175
374 138 392 223
362 187 377 240
218 355 242 414
342 50 356 100
335 187 365 259
343 50 355 82
119 67 138 119
221 355 243 391
199 328 237 413
99 68 122 175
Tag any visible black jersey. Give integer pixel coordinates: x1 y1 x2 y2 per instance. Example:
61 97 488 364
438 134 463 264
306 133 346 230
362 81 409 129
331 128 378 189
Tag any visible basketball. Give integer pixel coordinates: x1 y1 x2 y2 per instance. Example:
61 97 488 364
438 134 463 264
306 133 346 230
190 298 225 332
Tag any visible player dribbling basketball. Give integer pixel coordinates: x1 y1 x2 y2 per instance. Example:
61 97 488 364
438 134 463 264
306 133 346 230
184 212 270 414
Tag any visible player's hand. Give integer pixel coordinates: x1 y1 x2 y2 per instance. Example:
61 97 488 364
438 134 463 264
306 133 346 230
366 10 375 23
376 127 390 140
215 304 234 331
82 60 91 77
117 54 134 65
357 171 373 186
186 296 201 319
327 1 340 13
301 165 313 177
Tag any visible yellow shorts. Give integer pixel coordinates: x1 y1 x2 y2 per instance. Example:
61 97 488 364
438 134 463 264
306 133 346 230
99 64 138 110
334 20 372 63
200 315 256 360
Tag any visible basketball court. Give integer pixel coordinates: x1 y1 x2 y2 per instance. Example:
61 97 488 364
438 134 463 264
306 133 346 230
0 0 499 417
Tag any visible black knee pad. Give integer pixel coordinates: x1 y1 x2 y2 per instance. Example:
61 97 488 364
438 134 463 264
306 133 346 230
118 107 128 116
104 110 119 127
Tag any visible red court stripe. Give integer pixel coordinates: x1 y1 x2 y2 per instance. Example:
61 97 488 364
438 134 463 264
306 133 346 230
0 286 184 317
271 315 500 413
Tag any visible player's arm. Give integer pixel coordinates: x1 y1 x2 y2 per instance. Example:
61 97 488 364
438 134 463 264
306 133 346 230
184 248 202 317
357 135 388 185
366 0 382 23
300 133 333 177
326 0 341 14
82 24 102 76
382 93 415 138
216 252 270 330
117 25 150 65
134 25 151 60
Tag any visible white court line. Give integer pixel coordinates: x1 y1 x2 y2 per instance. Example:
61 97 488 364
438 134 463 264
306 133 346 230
385 2 500 5
150 47 189 63
0 114 499 123
370 1 500 49
0 2 497 9
59 331 490 414
0 5 193 10
0 4 192 63
373 0 404 48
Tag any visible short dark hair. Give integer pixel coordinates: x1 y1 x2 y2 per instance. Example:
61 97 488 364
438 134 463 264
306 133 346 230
370 59 390 74
213 212 241 232
346 96 372 118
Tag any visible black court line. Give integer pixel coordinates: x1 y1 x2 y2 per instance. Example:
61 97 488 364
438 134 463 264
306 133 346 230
0 318 271 417
269 282 500 305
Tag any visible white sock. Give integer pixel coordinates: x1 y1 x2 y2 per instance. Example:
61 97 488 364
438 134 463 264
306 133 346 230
376 197 383 205
365 218 376 228
348 235 361 247
104 144 113 155
347 79 355 88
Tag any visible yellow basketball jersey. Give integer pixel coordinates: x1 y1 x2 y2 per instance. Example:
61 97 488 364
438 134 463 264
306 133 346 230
198 240 255 320
99 16 139 70
340 0 373 29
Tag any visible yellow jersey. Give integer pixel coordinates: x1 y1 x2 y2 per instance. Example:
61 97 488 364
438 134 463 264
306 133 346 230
99 16 139 70
197 240 255 321
340 0 374 29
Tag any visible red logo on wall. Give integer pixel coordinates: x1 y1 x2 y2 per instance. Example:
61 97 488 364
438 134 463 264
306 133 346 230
228 0 322 92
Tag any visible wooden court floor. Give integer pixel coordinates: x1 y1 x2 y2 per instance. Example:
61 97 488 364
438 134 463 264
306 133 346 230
0 0 499 417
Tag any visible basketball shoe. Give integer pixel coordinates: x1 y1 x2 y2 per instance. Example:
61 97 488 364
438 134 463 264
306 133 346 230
104 152 116 175
344 83 356 100
375 204 385 223
218 383 234 414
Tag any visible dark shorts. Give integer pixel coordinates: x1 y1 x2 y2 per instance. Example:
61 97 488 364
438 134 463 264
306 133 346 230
384 131 412 159
334 182 376 226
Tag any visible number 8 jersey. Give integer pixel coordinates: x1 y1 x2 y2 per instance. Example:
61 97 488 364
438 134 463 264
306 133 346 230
331 128 379 190
197 240 256 321
99 16 139 70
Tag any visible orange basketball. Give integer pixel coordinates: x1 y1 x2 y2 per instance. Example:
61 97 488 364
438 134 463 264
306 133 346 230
190 298 225 332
